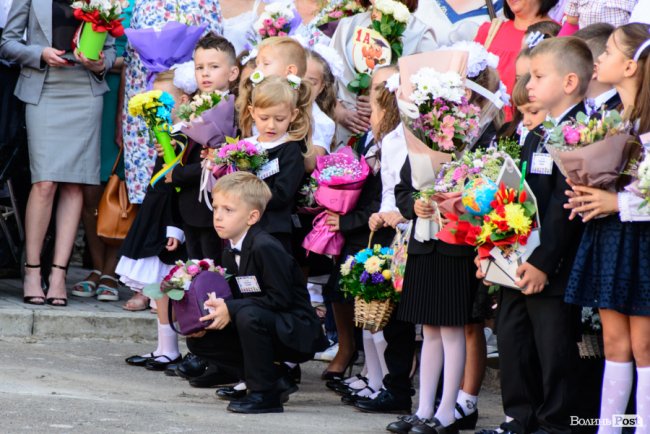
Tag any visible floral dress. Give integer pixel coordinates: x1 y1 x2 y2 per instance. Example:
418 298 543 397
122 0 223 204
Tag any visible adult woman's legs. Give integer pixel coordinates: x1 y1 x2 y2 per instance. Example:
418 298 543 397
73 185 105 295
47 183 83 305
23 181 58 303
324 302 356 376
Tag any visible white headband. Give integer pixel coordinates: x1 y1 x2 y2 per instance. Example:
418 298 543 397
439 41 499 78
385 72 400 92
634 39 650 61
312 43 345 80
171 61 198 95
465 79 509 109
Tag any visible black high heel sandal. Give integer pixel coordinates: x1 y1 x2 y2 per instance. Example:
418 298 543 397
321 351 358 381
46 264 68 307
23 263 45 305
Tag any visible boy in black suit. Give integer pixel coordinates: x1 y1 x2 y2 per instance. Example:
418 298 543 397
190 171 327 414
476 37 593 434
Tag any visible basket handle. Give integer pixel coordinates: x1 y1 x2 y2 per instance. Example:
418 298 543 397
367 230 375 249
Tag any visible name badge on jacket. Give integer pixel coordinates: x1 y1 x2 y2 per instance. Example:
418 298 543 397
236 276 262 294
531 153 553 175
258 158 280 180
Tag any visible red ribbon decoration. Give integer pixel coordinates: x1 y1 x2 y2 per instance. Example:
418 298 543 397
73 9 125 37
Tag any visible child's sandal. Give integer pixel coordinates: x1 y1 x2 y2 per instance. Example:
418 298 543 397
96 275 120 302
71 269 101 297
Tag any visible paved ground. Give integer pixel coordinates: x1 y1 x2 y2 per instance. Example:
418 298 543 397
0 268 504 434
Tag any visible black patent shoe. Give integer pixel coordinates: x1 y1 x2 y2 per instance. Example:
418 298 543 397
189 364 238 388
145 355 182 371
125 352 155 366
227 391 283 414
175 353 208 379
455 404 479 430
411 418 459 434
341 386 374 406
164 363 179 376
353 389 411 414
216 385 247 401
386 414 431 434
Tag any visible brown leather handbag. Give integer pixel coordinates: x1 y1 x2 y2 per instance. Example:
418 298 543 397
97 147 137 245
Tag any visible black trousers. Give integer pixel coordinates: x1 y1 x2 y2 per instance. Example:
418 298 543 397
497 288 579 434
187 305 312 392
382 309 416 400
183 224 223 263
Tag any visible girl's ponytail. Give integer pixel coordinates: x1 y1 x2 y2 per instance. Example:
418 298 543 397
236 77 255 137
288 80 314 157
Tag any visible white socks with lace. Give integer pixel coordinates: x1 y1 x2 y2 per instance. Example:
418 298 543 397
363 330 388 392
598 360 633 434
637 366 650 434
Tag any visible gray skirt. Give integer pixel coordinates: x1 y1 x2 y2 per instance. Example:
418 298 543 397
25 66 102 184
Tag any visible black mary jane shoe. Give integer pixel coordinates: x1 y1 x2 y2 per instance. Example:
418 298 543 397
216 385 247 401
175 353 208 379
189 364 238 388
386 414 431 434
125 352 155 366
353 389 412 414
227 391 283 414
411 418 459 434
145 355 182 371
455 403 479 430
341 386 374 406
164 363 179 377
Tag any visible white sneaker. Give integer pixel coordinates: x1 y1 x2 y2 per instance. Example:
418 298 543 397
314 343 339 362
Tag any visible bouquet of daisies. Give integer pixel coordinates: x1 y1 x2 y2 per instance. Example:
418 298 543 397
340 244 397 331
544 110 635 189
178 91 236 148
72 0 128 60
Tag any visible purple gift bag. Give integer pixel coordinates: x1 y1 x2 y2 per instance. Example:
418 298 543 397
168 271 232 335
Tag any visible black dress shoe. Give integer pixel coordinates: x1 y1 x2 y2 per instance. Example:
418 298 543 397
125 352 155 366
145 355 182 371
189 364 238 388
276 375 298 403
227 391 283 414
353 389 411 414
341 386 374 406
455 404 479 430
411 418 459 434
175 353 208 379
386 414 431 434
164 363 179 376
216 385 247 401
475 420 524 434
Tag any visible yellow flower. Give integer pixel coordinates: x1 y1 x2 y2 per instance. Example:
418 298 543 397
364 256 383 274
503 203 532 234
382 270 392 281
476 221 494 244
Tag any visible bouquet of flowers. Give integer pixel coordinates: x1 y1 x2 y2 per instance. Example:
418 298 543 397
626 147 650 210
72 0 128 60
544 110 635 189
302 148 370 256
297 177 322 214
178 92 236 148
249 1 302 45
211 137 269 175
347 0 409 95
578 307 604 358
128 90 178 168
340 244 397 331
316 0 367 37
143 259 227 301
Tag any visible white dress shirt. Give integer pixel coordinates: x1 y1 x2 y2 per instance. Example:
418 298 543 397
230 230 248 267
312 102 335 153
378 124 408 213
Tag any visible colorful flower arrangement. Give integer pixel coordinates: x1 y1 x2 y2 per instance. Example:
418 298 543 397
407 68 481 152
144 259 227 301
177 92 226 122
128 90 177 166
316 0 367 26
297 177 320 211
340 244 398 302
251 1 301 43
212 137 268 173
544 110 627 150
72 0 128 60
467 184 537 257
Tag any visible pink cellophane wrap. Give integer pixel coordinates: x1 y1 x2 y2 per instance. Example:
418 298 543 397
180 96 236 148
302 148 370 256
545 134 637 189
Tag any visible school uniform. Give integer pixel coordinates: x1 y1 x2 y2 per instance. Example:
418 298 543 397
187 225 328 392
171 139 223 262
496 103 585 434
251 135 306 253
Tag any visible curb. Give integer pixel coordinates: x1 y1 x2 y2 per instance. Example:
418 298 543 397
0 308 157 340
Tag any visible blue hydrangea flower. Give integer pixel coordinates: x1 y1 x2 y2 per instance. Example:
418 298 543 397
159 92 176 108
380 247 393 256
360 271 370 283
355 250 371 264
371 272 385 284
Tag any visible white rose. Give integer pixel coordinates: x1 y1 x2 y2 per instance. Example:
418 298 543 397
391 2 411 23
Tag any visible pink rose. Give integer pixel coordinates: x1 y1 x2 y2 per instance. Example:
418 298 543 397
276 16 287 26
259 28 267 36
263 18 273 27
187 264 200 276
278 31 287 36
562 125 581 145
268 27 277 36
330 10 343 18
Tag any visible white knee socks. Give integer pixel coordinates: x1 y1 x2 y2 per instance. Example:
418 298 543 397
636 366 650 434
598 360 634 434
434 326 466 427
416 325 444 420
363 330 387 391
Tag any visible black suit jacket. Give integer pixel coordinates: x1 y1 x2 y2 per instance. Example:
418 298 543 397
260 140 306 234
223 225 327 354
395 157 475 257
171 140 213 228
520 103 585 296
